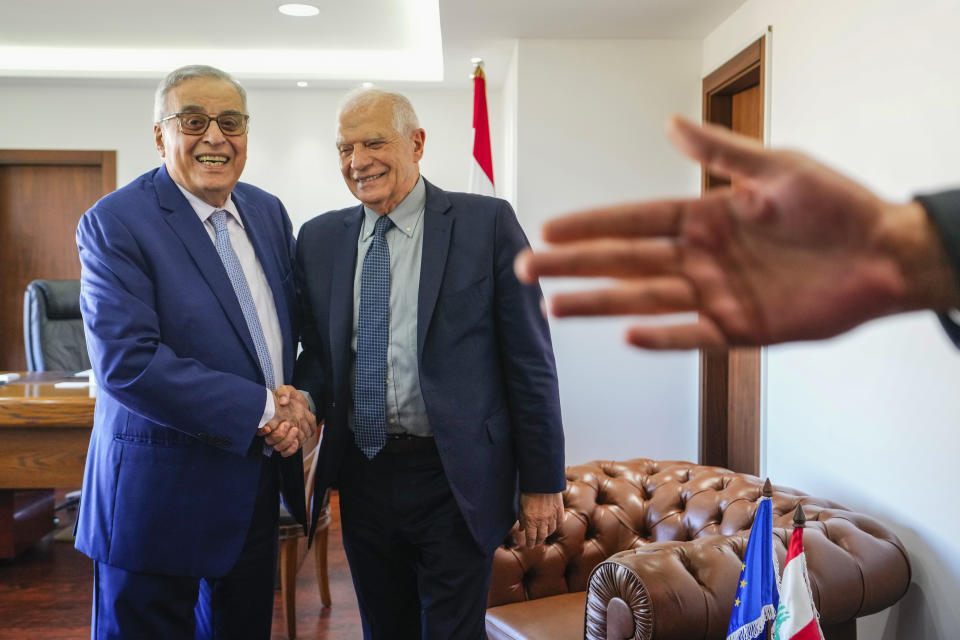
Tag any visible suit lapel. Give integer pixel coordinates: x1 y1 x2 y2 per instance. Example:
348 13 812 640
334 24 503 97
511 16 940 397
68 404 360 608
330 207 363 393
154 166 261 373
417 180 453 360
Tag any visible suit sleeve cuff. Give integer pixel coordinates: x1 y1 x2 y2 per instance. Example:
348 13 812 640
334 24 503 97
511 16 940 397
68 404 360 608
915 190 960 349
258 388 275 431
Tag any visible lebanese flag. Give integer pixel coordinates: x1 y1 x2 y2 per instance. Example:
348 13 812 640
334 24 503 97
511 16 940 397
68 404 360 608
469 64 495 196
772 527 825 640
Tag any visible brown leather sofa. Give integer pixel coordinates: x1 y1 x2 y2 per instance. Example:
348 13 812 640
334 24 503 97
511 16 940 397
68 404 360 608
486 459 910 640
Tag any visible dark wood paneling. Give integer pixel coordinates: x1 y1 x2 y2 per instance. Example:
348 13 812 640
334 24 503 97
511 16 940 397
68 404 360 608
0 150 115 371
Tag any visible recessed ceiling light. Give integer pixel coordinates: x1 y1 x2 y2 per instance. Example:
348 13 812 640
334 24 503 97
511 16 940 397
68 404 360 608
361 82 374 88
470 57 483 65
297 81 308 87
278 3 320 17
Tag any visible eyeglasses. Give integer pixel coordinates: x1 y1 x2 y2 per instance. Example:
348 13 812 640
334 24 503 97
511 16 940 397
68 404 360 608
158 112 250 136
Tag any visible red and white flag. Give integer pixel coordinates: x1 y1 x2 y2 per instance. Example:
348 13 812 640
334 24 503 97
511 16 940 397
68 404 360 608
469 62 495 196
772 525 825 640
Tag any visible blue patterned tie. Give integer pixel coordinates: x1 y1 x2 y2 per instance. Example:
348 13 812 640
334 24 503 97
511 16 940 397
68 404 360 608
354 214 393 458
210 210 276 390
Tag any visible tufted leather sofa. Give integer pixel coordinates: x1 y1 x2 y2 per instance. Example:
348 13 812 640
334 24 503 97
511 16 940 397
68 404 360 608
486 459 910 640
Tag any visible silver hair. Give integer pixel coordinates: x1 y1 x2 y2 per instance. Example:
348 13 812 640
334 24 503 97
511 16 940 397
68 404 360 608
153 65 247 122
337 88 420 137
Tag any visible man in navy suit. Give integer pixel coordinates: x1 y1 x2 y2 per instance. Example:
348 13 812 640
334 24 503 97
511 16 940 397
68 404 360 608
295 89 566 638
75 65 316 640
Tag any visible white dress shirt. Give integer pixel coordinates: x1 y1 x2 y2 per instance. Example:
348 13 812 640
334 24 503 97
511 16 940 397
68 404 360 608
175 184 282 430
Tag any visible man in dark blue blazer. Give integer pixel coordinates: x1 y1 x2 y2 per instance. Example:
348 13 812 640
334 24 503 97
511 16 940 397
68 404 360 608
295 89 566 638
75 65 316 640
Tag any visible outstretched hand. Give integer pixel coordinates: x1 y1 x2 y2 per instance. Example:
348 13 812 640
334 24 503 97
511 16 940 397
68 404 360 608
515 115 957 349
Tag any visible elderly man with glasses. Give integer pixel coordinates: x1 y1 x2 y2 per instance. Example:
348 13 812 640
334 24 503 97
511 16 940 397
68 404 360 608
74 64 316 640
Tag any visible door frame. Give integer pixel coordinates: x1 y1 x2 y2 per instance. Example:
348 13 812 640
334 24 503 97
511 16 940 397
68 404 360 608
698 36 765 475
0 149 116 194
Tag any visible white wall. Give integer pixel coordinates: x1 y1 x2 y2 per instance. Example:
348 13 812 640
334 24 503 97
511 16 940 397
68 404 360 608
705 1 960 637
511 40 703 465
0 81 499 234
498 41 520 209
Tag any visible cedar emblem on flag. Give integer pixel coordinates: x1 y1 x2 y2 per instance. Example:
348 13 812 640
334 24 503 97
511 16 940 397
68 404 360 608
727 479 781 640
469 60 495 196
773 505 825 640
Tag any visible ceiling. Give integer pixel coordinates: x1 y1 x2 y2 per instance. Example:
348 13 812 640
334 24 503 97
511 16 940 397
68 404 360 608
0 0 748 88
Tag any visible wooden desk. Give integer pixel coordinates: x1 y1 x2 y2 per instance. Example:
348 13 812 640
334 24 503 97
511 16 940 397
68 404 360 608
0 372 95 558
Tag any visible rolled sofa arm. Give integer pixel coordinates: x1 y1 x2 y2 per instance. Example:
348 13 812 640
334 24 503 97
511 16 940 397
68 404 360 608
585 507 910 640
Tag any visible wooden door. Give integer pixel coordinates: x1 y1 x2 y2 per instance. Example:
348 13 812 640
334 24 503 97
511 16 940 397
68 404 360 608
699 37 765 475
0 150 116 370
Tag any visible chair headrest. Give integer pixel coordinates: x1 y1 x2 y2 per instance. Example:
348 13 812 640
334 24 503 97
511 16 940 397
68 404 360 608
29 279 82 320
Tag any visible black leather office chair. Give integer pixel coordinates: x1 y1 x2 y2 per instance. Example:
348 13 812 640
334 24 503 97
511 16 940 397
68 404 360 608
23 279 90 372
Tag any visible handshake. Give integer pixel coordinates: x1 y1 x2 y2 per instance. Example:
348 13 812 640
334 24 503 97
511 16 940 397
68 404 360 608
256 385 319 457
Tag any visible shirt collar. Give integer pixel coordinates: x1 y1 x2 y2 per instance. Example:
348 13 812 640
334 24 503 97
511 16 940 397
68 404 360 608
174 182 243 228
361 175 425 239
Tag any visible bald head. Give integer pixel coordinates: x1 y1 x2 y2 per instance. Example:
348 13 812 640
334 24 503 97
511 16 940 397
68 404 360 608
336 88 420 138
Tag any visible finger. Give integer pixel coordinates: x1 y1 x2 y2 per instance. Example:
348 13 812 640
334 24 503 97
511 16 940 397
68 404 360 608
275 427 299 455
280 437 301 458
295 427 310 446
524 522 539 548
536 522 549 546
541 200 684 244
520 239 681 280
514 248 537 284
514 527 527 548
625 319 728 350
276 384 297 406
666 114 772 182
264 422 290 446
548 278 697 318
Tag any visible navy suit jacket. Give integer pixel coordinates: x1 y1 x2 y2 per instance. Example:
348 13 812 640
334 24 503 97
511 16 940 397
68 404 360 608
75 165 305 578
294 179 565 552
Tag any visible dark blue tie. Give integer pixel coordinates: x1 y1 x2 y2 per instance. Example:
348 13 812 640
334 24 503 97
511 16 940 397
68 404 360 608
354 214 393 458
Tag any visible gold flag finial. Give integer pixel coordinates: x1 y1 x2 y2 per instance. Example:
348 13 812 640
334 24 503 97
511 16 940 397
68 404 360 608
471 57 485 79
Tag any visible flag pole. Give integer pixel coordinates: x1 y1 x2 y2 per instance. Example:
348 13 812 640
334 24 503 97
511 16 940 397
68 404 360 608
764 479 773 640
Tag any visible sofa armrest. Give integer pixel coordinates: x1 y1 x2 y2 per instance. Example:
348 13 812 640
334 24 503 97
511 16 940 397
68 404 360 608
584 509 911 640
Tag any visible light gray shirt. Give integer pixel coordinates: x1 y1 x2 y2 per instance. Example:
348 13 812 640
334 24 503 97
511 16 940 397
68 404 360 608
351 176 431 436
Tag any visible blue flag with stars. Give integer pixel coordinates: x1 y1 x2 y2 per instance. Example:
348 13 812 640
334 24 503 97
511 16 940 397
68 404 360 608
727 493 780 640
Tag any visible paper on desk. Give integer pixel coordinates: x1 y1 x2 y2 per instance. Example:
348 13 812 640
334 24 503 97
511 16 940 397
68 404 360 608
72 369 94 378
55 381 91 389
0 373 21 383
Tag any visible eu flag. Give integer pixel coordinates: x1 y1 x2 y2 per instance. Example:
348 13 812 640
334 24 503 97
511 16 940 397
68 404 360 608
727 486 780 640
